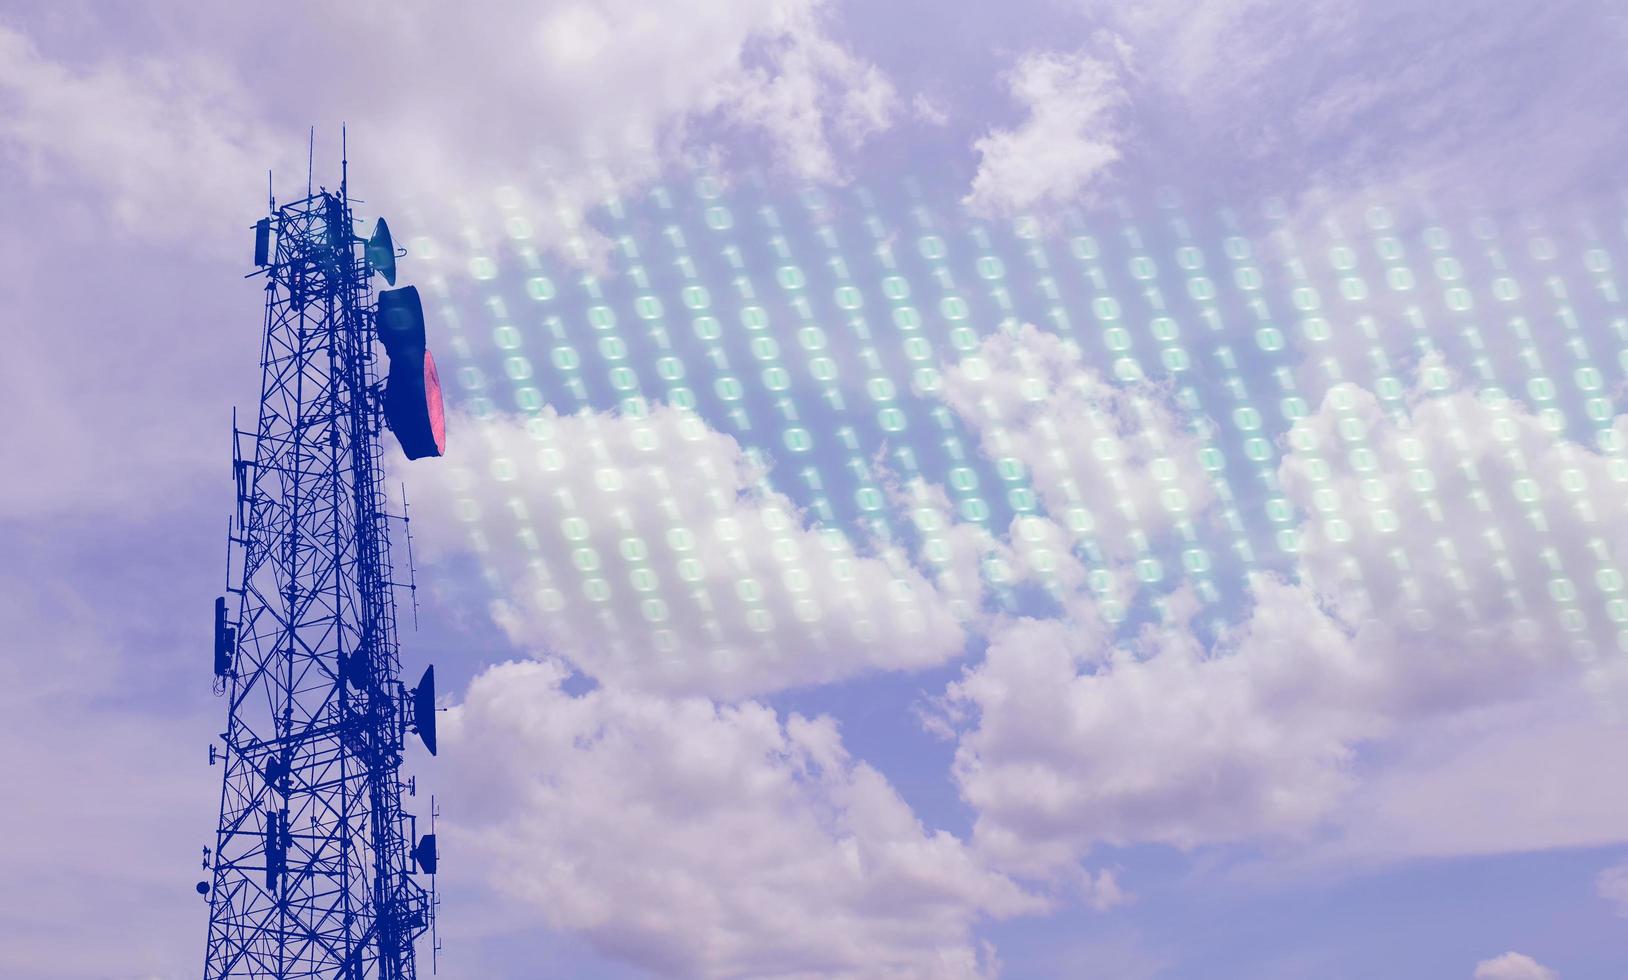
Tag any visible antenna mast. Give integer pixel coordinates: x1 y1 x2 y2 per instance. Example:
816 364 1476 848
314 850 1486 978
202 137 444 979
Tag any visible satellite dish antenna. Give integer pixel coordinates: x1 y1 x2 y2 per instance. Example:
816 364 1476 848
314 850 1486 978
411 665 437 755
383 347 446 460
376 286 425 356
375 286 445 460
367 217 397 285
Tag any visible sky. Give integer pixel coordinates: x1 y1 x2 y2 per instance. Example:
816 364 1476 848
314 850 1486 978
3 1 1628 978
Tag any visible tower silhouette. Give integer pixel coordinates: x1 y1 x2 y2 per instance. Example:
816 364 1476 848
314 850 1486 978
202 147 443 978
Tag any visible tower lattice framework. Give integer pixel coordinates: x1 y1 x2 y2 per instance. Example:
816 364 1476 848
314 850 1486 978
204 174 434 979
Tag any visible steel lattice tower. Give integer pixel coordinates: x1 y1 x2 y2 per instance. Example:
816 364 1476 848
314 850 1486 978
202 157 440 979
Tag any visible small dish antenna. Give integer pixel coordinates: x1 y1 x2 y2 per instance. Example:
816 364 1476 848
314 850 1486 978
367 217 398 285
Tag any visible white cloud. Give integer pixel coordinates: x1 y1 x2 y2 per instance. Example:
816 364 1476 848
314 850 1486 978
963 45 1127 219
1473 951 1559 980
0 2 897 256
348 0 900 258
1087 0 1343 108
1072 0 1628 214
895 477 1008 617
1281 366 1628 696
1596 858 1628 918
937 322 1213 561
407 405 968 700
0 3 900 523
441 658 1043 980
715 2 898 183
1082 868 1131 912
937 360 1628 872
948 577 1370 870
911 93 949 127
0 23 283 246
1298 695 1628 866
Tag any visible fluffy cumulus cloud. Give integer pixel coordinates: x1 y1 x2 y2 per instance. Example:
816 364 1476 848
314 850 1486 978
963 45 1127 219
895 477 1008 617
408 405 968 700
441 659 1042 979
714 1 898 183
938 322 1213 560
1472 951 1559 980
1279 365 1628 705
407 404 1067 976
946 578 1368 869
935 339 1628 872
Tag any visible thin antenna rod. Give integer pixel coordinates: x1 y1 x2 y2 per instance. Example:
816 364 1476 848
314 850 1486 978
403 482 420 631
430 795 441 974
267 169 273 213
307 126 315 198
341 124 348 205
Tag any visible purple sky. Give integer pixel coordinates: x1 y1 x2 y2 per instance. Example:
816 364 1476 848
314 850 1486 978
4 2 1628 978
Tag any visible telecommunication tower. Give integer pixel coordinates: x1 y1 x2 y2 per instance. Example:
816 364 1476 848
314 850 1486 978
201 142 447 979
